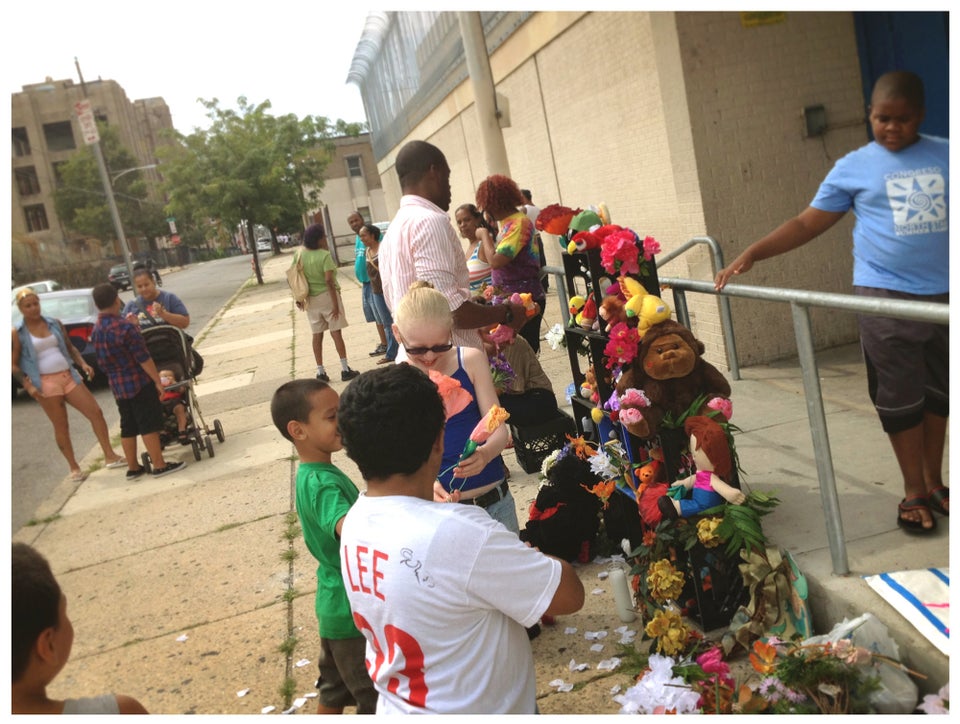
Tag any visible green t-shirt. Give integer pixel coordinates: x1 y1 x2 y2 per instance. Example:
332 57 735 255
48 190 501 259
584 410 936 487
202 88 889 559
298 247 339 297
295 462 360 639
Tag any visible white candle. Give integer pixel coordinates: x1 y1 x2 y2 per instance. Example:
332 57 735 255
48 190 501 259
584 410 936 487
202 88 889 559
609 567 636 622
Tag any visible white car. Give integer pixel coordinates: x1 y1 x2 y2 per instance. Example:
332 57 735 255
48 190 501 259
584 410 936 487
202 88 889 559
12 280 62 301
255 237 272 253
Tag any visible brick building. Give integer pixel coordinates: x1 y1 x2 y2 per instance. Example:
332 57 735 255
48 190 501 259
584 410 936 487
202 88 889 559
347 10 948 367
11 77 173 279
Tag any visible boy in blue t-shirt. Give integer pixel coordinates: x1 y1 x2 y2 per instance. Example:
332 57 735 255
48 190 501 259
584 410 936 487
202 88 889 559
715 70 948 535
270 379 377 714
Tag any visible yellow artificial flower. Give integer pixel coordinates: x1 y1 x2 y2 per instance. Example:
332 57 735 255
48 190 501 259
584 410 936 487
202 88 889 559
647 558 685 602
644 608 690 656
696 517 723 548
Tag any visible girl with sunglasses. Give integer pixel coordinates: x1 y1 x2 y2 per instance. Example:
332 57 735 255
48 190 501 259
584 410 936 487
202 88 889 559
393 282 518 533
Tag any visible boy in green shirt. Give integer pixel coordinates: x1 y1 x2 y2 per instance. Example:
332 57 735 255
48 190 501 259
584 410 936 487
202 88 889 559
271 378 376 713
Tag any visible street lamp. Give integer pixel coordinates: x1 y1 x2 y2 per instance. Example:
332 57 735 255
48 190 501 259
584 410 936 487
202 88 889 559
111 163 158 186
106 163 160 281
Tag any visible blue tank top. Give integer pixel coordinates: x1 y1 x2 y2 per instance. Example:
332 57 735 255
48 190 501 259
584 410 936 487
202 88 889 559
439 349 505 493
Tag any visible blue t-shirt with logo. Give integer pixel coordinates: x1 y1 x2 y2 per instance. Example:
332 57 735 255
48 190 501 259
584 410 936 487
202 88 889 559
811 135 948 295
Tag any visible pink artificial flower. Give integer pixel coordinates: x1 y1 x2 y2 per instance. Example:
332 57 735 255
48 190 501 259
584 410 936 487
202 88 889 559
600 231 641 276
707 396 733 420
428 370 473 420
619 407 645 425
604 324 639 369
487 324 516 345
696 647 729 677
642 235 661 261
620 388 651 408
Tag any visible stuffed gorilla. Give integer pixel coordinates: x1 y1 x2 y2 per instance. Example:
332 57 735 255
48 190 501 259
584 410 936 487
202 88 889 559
616 320 731 440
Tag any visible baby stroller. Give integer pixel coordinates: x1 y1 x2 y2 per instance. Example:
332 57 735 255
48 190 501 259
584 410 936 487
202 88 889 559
141 324 225 467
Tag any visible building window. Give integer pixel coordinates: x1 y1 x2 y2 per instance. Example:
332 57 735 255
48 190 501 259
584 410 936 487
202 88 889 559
346 155 363 178
24 204 49 232
15 166 41 196
13 127 31 157
43 121 76 152
357 206 371 224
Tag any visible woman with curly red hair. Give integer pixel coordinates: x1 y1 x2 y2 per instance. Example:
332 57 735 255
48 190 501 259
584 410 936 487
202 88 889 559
475 174 546 352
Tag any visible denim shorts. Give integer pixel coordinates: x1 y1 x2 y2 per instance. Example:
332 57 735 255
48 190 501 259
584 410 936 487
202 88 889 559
361 282 376 323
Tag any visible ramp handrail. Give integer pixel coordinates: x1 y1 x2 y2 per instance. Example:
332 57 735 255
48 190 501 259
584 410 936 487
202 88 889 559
542 252 948 575
657 276 947 575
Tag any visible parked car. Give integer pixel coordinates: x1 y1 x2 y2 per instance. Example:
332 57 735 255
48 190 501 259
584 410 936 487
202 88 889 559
11 280 62 301
255 237 272 253
12 288 104 392
109 259 162 291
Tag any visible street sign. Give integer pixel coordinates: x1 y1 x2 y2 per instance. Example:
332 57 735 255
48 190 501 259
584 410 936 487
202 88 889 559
167 218 178 234
74 100 99 145
171 234 181 246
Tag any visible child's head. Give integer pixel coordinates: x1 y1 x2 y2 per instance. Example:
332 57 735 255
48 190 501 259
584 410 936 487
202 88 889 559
159 370 178 387
12 543 73 684
869 70 925 152
303 224 328 251
271 379 340 457
92 282 120 312
393 282 454 366
338 364 445 482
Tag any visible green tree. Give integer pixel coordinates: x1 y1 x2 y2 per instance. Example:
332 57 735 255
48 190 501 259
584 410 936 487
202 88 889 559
158 97 354 283
52 124 167 250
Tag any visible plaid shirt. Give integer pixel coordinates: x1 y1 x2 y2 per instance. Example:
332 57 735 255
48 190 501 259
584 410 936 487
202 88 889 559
92 312 153 400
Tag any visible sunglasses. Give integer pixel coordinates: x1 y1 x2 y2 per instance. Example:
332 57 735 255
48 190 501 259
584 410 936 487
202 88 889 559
404 342 454 356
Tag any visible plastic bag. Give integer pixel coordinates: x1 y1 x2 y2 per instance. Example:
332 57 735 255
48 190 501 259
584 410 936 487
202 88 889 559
802 613 918 714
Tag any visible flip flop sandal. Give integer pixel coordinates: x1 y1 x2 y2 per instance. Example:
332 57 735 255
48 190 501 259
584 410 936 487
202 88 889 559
928 486 949 516
897 497 937 534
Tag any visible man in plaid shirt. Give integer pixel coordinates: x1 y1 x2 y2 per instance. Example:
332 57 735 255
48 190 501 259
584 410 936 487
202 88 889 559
91 283 185 479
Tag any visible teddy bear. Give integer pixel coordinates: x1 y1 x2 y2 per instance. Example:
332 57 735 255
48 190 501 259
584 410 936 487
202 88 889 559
615 319 731 440
519 452 604 562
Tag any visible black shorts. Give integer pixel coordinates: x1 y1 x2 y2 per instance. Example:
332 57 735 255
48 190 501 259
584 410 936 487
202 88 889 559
315 635 378 713
117 383 165 438
856 286 949 433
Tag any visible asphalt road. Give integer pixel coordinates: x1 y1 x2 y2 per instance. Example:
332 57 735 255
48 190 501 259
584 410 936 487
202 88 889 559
11 253 259 532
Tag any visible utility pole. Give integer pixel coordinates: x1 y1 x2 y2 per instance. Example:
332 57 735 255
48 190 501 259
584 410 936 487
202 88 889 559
457 12 510 177
74 58 136 284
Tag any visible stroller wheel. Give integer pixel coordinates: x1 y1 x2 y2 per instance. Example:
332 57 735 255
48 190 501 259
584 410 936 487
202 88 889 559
141 452 152 474
191 438 202 461
214 419 225 443
205 435 215 458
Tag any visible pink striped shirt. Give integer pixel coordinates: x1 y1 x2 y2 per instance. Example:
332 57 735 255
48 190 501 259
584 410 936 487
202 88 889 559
380 195 482 349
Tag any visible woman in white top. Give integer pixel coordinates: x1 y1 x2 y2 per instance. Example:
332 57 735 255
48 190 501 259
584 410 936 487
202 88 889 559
455 203 495 293
12 288 124 482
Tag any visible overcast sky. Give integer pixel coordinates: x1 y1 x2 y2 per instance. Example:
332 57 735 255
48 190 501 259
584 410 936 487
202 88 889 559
6 1 375 133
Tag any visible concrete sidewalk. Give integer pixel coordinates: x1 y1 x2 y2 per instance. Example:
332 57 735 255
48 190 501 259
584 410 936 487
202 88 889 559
14 250 947 714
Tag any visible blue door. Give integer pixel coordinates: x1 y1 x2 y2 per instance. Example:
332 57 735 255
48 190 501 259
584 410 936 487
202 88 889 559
854 12 949 138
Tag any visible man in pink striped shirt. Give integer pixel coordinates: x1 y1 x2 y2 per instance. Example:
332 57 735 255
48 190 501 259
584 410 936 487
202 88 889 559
380 141 527 349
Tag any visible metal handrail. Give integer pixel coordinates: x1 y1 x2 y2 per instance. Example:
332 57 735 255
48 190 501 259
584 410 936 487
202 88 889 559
657 276 948 575
544 255 948 575
655 236 741 380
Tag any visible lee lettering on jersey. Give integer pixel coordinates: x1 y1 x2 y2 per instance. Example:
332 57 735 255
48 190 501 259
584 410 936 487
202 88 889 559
342 544 388 601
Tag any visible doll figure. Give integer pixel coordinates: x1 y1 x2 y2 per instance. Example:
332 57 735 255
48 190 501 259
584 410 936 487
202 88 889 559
658 415 745 520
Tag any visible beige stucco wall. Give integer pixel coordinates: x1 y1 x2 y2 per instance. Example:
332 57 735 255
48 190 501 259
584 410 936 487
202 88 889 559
677 11 864 364
370 10 870 367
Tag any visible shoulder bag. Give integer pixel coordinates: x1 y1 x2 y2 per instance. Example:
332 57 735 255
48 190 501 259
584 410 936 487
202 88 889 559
287 249 310 305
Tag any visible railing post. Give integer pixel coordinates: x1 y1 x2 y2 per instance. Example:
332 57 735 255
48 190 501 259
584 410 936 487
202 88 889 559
791 302 849 575
672 288 691 328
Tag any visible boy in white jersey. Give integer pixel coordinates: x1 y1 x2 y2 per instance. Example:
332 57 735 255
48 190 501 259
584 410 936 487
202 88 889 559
336 363 584 713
